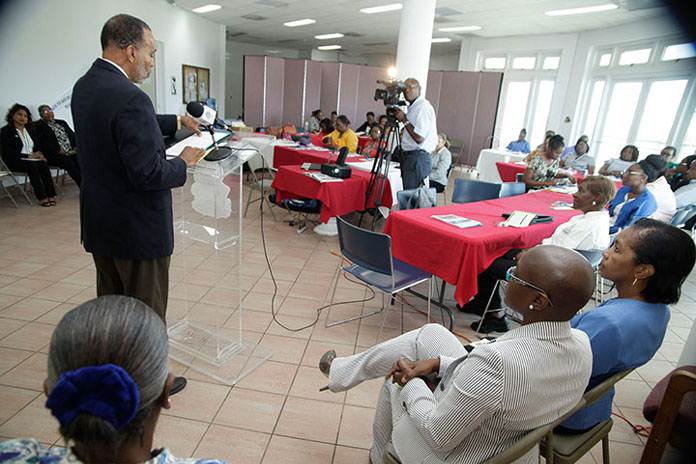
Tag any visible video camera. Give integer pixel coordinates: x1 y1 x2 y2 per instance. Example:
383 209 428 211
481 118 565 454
374 78 407 121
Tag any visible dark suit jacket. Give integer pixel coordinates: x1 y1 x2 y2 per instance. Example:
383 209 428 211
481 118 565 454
34 119 76 156
71 58 187 259
0 124 43 167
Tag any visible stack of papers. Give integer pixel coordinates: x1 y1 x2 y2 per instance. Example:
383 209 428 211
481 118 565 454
431 214 482 229
304 172 343 183
501 211 536 228
165 132 230 158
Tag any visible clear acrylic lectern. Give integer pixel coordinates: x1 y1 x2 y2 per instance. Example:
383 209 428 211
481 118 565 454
168 134 274 385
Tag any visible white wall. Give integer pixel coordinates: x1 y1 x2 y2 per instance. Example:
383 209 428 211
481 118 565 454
225 41 300 119
429 53 460 71
0 0 225 123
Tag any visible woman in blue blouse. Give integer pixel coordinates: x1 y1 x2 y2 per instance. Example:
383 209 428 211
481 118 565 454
608 158 660 233
0 296 228 464
560 219 695 432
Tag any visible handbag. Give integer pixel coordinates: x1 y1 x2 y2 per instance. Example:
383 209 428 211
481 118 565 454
397 186 437 210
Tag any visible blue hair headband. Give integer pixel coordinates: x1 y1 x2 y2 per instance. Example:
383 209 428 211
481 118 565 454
45 364 139 431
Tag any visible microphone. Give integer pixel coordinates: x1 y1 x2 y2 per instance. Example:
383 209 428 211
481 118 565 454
185 101 232 162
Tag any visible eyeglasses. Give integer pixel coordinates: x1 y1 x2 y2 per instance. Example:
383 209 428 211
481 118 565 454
505 266 553 307
40 110 53 114
625 170 644 176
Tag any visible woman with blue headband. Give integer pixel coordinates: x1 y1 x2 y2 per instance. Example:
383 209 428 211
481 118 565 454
0 296 227 464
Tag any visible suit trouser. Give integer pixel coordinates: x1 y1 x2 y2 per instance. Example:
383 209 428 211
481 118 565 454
92 255 170 322
4 158 56 200
328 324 466 463
44 152 81 186
465 248 521 315
401 149 432 190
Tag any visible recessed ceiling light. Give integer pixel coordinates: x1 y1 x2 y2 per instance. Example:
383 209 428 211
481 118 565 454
360 3 403 14
315 33 344 40
545 4 618 16
431 38 452 43
318 45 342 51
438 25 481 32
193 4 222 13
284 18 316 27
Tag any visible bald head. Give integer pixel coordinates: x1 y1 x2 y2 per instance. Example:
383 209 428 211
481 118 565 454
403 78 421 103
517 245 595 320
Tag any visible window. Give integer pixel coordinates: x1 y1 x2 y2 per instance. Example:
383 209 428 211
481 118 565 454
512 56 536 70
618 48 651 66
529 80 555 146
583 80 605 143
499 81 531 147
662 43 696 61
596 82 643 163
484 57 506 70
543 56 560 70
680 109 696 160
634 80 688 155
599 53 612 67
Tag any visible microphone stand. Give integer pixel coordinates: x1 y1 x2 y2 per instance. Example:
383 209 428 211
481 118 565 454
203 125 233 162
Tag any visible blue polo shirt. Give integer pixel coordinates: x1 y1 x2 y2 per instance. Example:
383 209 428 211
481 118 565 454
561 298 670 430
506 139 531 153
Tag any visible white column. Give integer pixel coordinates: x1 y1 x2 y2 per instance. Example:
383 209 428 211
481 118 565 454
678 318 696 366
395 0 436 93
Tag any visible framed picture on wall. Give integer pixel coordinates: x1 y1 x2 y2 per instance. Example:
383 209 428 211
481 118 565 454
182 65 198 103
197 67 210 102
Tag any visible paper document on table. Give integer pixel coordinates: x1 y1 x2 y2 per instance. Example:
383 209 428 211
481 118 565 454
546 185 577 194
305 172 343 183
550 201 574 210
431 214 482 229
501 211 536 228
165 131 230 157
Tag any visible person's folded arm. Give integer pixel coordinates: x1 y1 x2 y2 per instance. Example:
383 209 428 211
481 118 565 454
399 348 503 452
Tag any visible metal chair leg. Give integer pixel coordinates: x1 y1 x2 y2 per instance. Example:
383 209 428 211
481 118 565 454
475 280 500 335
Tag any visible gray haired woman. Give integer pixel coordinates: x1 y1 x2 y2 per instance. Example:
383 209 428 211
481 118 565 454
429 133 452 193
0 296 228 464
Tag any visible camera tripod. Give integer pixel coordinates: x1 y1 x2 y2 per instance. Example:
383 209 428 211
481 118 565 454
362 116 401 230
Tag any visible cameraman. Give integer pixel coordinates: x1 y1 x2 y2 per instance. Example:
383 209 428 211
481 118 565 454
394 78 438 189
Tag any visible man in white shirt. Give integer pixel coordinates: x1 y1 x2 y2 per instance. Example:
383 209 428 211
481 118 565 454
394 78 438 189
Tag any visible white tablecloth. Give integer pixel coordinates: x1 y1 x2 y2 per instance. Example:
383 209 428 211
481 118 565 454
475 149 527 182
348 160 403 209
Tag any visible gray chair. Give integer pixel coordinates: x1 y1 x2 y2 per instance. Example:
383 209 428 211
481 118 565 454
670 205 696 228
0 158 33 207
451 178 502 204
575 249 604 306
499 182 526 198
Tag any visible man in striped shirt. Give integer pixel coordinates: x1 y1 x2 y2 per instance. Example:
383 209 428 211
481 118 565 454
321 246 593 463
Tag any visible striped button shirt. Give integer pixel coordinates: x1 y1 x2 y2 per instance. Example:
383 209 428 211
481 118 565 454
392 321 592 464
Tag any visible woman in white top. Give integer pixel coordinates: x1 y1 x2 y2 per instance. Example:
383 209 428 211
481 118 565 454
460 175 617 333
598 145 639 177
643 154 677 223
429 133 452 193
0 104 57 206
560 139 595 174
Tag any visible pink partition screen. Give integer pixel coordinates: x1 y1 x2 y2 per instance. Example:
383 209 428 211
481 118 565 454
320 62 340 118
304 60 322 124
338 63 359 125
356 66 390 126
243 56 265 128
282 59 306 126
469 72 503 165
264 57 285 127
425 71 443 115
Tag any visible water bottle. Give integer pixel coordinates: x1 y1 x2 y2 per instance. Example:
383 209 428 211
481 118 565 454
303 120 309 133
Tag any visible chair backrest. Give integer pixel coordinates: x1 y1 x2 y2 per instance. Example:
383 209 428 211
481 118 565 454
515 172 524 182
451 178 502 204
574 249 604 268
499 182 526 198
336 216 393 275
671 206 696 227
583 368 634 406
247 152 266 172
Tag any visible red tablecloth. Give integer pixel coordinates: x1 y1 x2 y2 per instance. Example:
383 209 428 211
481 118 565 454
272 165 392 223
496 161 527 182
383 190 581 306
358 136 370 150
273 146 335 168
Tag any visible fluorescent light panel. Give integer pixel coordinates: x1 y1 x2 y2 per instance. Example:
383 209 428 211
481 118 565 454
193 4 222 13
431 38 452 43
318 45 341 50
315 33 344 40
545 4 618 16
438 25 481 32
284 18 316 27
360 3 403 14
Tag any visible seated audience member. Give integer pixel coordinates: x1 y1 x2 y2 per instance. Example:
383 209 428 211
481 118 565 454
356 111 376 133
643 154 676 222
323 115 358 153
330 110 337 126
308 109 322 132
360 125 383 158
661 145 678 169
0 295 229 464
0 103 57 206
674 159 696 208
318 118 334 140
462 176 616 333
318 246 594 464
522 134 576 190
506 128 531 154
535 129 555 150
561 134 588 158
34 104 81 186
668 154 696 191
560 139 595 174
598 145 639 177
559 219 695 432
378 114 388 129
524 132 552 162
608 159 659 233
429 133 452 193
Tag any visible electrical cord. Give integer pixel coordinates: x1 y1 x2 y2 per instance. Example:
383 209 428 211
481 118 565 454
611 412 651 437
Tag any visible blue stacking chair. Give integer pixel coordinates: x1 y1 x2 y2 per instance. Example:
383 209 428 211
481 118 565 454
670 206 696 228
451 178 502 204
575 249 605 306
499 182 526 198
326 216 433 340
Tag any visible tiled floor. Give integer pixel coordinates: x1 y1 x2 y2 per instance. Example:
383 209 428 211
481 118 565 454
0 173 693 463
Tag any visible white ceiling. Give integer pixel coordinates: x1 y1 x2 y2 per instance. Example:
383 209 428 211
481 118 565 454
171 0 671 56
